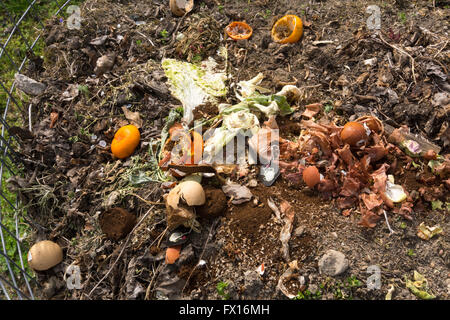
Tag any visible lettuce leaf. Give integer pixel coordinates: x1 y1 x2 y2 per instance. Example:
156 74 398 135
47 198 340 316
162 58 227 123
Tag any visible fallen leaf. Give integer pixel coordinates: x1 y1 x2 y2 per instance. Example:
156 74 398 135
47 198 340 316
50 112 59 128
122 106 143 128
222 182 252 204
279 200 294 262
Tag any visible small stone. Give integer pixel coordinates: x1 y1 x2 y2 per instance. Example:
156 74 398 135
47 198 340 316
294 226 305 237
318 250 349 276
268 42 277 50
308 284 319 295
14 73 46 96
247 179 258 188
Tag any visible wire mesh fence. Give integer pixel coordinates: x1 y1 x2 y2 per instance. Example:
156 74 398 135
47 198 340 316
0 0 75 300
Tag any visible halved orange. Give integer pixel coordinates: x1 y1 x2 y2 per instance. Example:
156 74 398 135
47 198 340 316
225 21 253 40
271 15 303 44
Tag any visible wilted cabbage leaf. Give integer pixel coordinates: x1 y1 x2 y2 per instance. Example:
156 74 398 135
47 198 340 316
162 58 227 123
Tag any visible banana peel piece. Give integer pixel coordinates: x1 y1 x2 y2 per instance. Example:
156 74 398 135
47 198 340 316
405 271 435 300
417 222 443 240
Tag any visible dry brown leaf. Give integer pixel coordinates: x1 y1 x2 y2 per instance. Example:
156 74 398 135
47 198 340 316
50 112 59 128
122 106 143 128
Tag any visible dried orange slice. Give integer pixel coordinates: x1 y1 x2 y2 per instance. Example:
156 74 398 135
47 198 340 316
271 15 303 44
225 21 253 40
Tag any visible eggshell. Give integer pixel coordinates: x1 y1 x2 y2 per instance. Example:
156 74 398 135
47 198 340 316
170 0 194 17
303 166 320 188
28 240 63 271
178 181 206 206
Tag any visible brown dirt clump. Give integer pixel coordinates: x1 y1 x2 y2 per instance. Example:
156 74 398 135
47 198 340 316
99 208 136 241
196 187 227 218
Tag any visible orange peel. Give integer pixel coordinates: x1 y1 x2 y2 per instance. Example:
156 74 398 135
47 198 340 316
225 21 253 40
271 15 303 44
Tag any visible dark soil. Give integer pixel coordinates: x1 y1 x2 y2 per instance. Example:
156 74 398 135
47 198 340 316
99 207 136 241
9 0 450 300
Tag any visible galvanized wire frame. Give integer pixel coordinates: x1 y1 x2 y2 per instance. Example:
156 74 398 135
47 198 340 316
0 0 75 300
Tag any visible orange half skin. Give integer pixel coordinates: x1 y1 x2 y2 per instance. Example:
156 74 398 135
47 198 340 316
271 15 303 44
226 21 253 40
111 124 141 159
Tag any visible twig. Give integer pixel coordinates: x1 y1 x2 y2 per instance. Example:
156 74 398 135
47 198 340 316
433 40 448 59
87 205 155 297
144 263 163 300
181 219 219 295
378 33 417 84
135 30 155 47
130 193 165 206
28 104 32 132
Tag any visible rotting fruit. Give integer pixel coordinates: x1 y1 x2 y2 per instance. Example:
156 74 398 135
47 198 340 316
225 21 253 40
303 166 320 189
340 122 368 148
271 15 303 44
111 124 140 159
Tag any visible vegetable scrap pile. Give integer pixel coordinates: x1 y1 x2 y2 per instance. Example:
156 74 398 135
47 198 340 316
6 0 450 300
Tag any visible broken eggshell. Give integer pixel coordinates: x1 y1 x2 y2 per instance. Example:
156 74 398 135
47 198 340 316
167 181 206 207
165 181 206 230
170 0 194 17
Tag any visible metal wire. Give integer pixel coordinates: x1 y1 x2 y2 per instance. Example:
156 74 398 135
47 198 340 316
0 0 75 300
